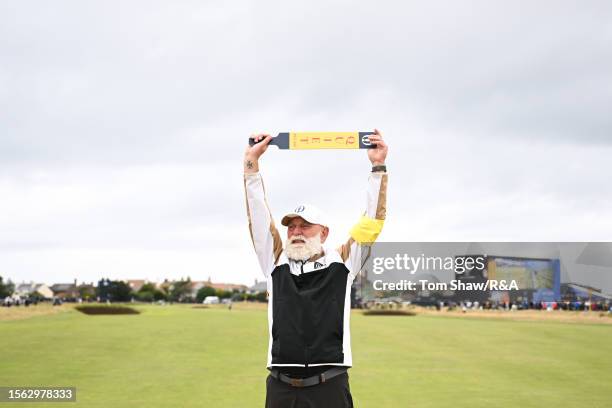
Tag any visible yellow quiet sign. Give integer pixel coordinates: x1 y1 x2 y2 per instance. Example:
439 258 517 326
290 132 360 149
248 131 375 150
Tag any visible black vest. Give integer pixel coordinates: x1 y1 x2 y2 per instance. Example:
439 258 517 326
271 262 350 365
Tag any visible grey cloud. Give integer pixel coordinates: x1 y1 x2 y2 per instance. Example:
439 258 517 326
3 1 612 170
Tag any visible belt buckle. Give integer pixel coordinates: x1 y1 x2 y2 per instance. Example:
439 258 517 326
290 378 304 388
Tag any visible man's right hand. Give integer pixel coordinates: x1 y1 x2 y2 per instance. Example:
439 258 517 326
244 133 272 173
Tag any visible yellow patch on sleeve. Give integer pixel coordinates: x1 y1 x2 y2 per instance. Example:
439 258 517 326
349 215 385 244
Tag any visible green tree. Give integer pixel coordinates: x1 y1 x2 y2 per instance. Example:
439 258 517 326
168 278 192 302
0 276 15 298
216 289 233 299
110 281 133 302
96 279 133 302
30 291 46 301
78 285 96 301
254 292 267 302
136 283 166 302
242 292 267 302
139 283 156 293
196 286 216 303
136 291 154 302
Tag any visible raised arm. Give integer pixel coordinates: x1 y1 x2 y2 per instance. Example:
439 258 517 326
244 134 283 278
338 129 388 278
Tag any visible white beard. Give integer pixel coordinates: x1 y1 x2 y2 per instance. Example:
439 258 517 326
284 233 323 261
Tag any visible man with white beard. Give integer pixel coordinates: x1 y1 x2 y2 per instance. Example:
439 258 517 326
244 130 388 408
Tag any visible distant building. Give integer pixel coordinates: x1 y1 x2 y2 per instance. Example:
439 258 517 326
157 279 173 293
190 281 208 295
51 279 79 300
126 279 147 292
189 278 248 297
205 276 247 292
209 282 248 292
248 279 267 294
14 282 54 299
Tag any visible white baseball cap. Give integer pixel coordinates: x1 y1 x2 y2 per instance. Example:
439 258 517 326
281 204 328 227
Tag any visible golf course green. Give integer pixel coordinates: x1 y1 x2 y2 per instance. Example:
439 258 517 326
1 304 611 407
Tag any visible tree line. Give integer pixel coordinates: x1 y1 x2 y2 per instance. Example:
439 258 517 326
0 276 266 303
96 278 266 303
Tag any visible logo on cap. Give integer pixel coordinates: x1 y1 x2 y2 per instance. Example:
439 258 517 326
295 205 305 213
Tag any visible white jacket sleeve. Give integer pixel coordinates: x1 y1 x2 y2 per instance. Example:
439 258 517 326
338 171 388 278
244 172 283 278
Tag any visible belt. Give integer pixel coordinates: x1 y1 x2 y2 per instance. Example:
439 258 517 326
269 367 348 388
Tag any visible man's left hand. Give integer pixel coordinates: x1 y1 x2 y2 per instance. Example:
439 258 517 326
367 129 388 166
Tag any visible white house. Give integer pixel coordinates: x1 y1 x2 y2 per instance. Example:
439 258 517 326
15 282 54 299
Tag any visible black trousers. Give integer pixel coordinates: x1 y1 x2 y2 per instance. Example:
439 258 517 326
265 372 354 408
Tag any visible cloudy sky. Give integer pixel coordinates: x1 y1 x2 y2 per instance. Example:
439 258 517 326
1 1 611 287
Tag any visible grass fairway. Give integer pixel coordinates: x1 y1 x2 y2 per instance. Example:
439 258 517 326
1 304 611 407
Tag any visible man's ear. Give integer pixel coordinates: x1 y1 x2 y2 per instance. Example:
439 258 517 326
320 226 330 243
